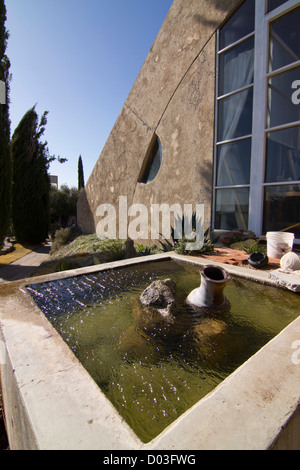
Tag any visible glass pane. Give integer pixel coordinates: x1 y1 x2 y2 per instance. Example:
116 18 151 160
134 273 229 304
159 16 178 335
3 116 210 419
265 126 300 183
218 88 253 141
263 184 300 237
219 37 254 96
267 0 289 14
220 0 255 50
216 138 251 186
267 66 300 128
215 187 249 231
269 7 300 72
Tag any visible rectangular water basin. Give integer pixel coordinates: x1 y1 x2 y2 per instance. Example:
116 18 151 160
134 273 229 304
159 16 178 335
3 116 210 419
26 259 300 443
0 253 299 449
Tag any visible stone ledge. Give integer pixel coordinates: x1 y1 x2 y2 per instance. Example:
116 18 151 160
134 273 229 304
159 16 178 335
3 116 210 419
268 269 300 292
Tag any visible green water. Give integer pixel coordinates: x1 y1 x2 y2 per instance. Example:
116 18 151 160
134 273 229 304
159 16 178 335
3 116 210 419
27 260 300 443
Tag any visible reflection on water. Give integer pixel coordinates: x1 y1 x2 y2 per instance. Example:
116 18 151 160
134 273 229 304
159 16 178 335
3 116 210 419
27 260 300 443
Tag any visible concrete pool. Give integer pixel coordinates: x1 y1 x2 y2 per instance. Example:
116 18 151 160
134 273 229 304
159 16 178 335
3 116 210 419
0 252 299 449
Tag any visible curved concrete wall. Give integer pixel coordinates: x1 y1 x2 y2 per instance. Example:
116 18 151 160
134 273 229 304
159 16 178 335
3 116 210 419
77 0 241 240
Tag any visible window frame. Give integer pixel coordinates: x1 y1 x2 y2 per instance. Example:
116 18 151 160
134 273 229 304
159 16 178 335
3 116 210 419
138 134 162 184
213 0 300 241
213 1 255 233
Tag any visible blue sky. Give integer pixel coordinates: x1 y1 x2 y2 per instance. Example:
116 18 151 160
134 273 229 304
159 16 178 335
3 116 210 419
5 0 173 189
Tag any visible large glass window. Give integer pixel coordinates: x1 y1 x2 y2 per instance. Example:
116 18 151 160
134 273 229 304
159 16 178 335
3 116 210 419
214 0 300 239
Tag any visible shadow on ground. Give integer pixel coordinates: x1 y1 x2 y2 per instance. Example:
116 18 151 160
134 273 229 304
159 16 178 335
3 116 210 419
0 244 51 282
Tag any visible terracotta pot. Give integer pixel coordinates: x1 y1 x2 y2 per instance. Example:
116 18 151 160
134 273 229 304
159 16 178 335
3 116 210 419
187 265 230 312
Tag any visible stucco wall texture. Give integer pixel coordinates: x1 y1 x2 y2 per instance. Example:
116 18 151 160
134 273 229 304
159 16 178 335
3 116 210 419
77 0 241 242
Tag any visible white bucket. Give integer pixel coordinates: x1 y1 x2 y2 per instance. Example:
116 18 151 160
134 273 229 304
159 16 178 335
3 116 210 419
266 232 295 259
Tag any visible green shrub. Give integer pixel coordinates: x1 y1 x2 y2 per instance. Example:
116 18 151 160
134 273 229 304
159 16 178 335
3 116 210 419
99 239 126 262
55 259 80 272
135 244 158 256
174 230 214 255
50 227 73 254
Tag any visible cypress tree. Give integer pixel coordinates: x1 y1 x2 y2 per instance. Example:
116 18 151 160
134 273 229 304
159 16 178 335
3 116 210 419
78 154 85 190
0 0 11 248
11 106 51 244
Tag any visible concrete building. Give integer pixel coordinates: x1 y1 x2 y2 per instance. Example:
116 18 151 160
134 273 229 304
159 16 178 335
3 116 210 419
50 175 58 189
77 0 300 244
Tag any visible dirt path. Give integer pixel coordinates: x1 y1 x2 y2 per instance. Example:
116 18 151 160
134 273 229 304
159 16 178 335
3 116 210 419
0 241 51 283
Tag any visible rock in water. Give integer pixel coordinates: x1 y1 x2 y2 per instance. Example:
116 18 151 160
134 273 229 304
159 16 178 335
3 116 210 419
139 279 177 318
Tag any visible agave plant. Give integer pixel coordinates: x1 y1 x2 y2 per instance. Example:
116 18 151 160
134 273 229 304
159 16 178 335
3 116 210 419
159 212 217 254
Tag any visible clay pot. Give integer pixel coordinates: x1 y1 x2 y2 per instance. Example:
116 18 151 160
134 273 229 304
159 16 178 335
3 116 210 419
186 265 230 312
